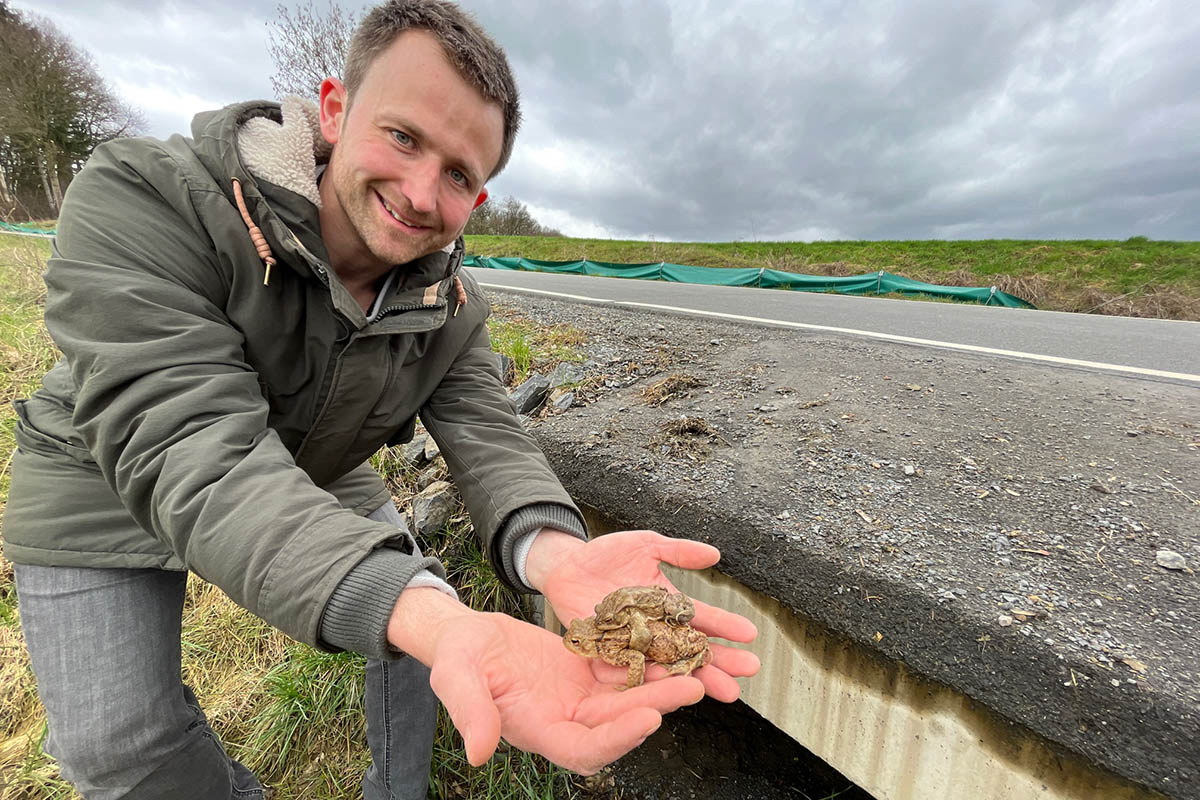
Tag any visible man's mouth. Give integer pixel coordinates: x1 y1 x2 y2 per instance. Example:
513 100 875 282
377 192 430 231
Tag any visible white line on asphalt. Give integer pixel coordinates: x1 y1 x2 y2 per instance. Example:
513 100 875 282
478 282 1200 384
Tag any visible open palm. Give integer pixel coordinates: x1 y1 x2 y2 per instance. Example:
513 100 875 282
427 608 704 775
539 530 760 701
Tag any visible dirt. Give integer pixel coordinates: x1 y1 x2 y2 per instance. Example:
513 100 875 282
596 698 872 800
490 290 1200 800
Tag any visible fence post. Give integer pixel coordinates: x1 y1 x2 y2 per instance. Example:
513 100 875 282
876 270 885 294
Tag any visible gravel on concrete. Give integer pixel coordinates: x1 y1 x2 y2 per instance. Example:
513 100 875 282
489 289 1200 800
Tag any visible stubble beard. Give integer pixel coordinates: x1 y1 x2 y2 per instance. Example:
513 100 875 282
330 161 454 269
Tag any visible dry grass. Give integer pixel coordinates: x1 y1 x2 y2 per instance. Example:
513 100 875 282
647 416 723 461
639 373 705 406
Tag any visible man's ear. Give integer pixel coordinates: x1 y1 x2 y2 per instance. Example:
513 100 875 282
473 188 489 209
319 78 348 145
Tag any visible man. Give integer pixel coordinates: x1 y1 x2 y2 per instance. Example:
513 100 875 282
3 2 759 798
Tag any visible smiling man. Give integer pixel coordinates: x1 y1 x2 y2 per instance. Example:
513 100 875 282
3 2 758 798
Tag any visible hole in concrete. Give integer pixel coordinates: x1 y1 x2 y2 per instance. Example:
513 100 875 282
602 696 876 800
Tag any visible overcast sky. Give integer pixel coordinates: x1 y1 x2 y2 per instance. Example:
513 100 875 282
16 0 1200 241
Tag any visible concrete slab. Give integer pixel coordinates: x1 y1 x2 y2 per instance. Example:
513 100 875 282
496 290 1200 800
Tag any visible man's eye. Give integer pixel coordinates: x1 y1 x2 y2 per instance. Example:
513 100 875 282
449 169 467 186
391 130 412 146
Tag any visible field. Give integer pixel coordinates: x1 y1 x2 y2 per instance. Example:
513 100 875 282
464 235 1200 319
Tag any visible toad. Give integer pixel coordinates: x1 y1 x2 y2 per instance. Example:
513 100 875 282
592 585 696 652
563 616 711 689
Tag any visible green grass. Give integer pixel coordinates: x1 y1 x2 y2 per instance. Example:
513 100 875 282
487 307 587 385
466 234 1200 319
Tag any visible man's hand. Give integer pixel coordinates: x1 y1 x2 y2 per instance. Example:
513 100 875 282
388 587 705 775
526 529 761 702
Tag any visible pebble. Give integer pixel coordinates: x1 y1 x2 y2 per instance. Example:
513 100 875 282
1155 550 1188 571
904 465 916 476
998 614 1013 627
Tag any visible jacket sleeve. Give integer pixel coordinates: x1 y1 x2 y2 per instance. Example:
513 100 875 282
42 138 442 651
419 302 587 592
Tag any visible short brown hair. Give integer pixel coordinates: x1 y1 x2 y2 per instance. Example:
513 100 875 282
344 0 521 178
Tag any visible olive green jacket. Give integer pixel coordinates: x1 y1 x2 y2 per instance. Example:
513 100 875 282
2 99 586 659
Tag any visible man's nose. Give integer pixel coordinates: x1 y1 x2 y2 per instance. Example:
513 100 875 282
401 158 439 215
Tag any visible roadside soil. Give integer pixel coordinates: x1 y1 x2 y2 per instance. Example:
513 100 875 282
490 289 1200 800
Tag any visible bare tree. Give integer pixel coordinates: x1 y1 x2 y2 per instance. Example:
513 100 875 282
465 195 562 237
0 10 143 218
265 0 360 101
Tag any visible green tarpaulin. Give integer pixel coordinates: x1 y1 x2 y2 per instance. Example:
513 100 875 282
464 255 1035 309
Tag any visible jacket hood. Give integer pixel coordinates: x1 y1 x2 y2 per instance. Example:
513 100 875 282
188 98 462 293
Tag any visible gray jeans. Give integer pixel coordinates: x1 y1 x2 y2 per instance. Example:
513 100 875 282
14 505 438 800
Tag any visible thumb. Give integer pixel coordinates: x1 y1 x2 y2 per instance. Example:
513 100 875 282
430 661 502 766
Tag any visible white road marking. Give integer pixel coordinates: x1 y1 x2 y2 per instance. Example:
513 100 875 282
478 282 1200 384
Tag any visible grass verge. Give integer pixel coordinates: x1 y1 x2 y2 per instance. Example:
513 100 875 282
465 234 1200 319
0 233 587 799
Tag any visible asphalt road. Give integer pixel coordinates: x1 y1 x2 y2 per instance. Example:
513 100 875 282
466 267 1200 386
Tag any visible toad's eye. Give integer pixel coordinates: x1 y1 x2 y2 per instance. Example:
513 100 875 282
391 130 413 146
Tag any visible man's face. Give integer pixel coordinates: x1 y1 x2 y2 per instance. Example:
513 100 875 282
319 30 503 271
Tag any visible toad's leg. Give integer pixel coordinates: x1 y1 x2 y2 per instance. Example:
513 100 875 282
612 649 647 690
663 649 711 677
628 615 653 652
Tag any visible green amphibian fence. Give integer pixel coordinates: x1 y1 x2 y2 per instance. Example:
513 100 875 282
464 255 1035 309
0 221 56 237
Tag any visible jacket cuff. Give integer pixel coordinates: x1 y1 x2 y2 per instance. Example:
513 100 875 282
319 548 450 660
497 503 588 593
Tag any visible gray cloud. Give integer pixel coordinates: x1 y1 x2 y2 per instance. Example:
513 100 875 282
16 0 1200 240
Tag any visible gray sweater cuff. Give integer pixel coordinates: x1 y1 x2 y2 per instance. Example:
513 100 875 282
497 503 588 593
319 548 448 660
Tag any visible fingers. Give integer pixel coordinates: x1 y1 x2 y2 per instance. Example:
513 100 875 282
638 530 721 571
690 598 758 643
542 708 663 775
633 645 759 702
708 642 761 679
576 674 704 726
429 662 502 766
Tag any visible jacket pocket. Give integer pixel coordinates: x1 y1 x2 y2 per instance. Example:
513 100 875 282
12 398 96 465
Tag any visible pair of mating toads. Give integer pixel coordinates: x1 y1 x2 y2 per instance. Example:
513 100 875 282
563 585 711 689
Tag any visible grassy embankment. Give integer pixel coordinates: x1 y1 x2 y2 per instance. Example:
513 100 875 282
465 235 1200 320
0 231 587 799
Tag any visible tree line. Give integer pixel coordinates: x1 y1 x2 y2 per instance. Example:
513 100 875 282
0 1 144 220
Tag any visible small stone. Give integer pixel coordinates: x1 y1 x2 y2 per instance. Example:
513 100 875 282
493 352 515 385
547 362 585 388
552 391 575 411
1155 549 1188 571
414 464 441 491
410 480 458 537
709 338 720 345
510 373 551 414
401 435 429 468
423 437 441 462
1126 430 1139 437
903 465 916 476
998 615 1013 627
